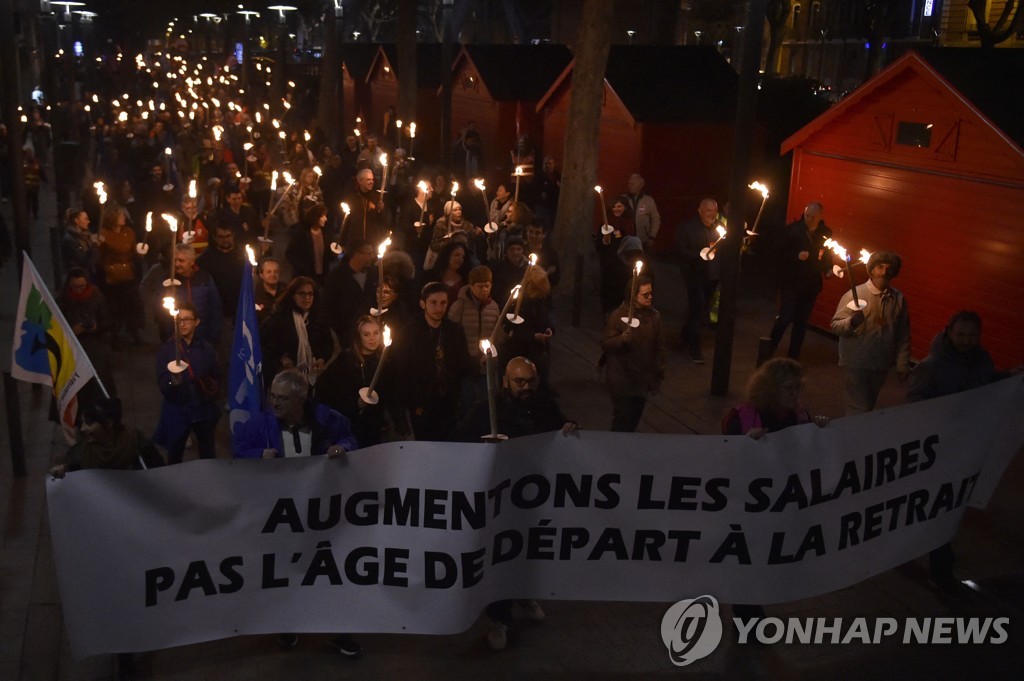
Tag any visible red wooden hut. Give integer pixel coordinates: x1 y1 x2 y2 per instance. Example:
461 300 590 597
781 49 1024 368
365 44 448 160
535 46 742 251
449 44 572 180
341 44 378 137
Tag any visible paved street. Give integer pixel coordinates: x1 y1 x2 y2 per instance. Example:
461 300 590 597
2 187 1023 680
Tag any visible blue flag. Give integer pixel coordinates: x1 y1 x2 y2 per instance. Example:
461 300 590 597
228 265 263 448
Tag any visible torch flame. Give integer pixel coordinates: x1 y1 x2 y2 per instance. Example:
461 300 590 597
313 166 322 177
162 296 178 316
188 179 197 199
245 244 257 267
341 202 351 216
529 253 538 266
451 181 459 196
514 165 524 176
379 152 389 167
716 225 727 239
243 142 253 151
636 260 644 274
162 213 178 233
479 338 491 355
271 170 279 191
282 171 294 185
823 238 848 261
304 131 311 142
594 185 603 194
474 178 485 191
382 325 393 348
511 284 521 300
377 236 392 259
748 181 770 199
417 180 428 194
859 249 872 265
145 212 153 232
164 147 172 157
408 122 416 137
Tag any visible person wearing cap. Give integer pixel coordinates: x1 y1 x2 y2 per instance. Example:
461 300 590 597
49 396 164 681
429 200 482 269
490 235 529 307
598 234 643 317
830 251 911 415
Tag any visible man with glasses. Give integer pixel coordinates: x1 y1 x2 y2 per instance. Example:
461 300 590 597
233 369 362 657
453 356 577 650
600 275 665 432
152 302 222 464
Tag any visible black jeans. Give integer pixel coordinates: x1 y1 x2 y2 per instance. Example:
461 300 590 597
166 416 219 464
611 395 646 433
768 285 819 359
682 274 717 353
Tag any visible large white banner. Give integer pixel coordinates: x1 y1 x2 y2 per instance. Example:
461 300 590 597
48 377 1024 659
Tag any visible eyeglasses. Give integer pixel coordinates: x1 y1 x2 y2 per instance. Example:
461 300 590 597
177 317 196 323
294 291 315 298
638 291 653 298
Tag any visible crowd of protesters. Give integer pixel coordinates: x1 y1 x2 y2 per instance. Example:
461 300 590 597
28 49 1020 667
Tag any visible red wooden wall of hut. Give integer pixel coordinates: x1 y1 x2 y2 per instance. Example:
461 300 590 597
341 45 377 137
449 45 572 184
364 45 445 163
782 50 1024 368
536 47 741 251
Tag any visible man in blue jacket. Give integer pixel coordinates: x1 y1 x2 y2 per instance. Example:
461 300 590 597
233 368 362 658
234 369 358 459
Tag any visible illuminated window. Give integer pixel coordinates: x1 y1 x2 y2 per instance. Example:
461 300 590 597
896 121 932 148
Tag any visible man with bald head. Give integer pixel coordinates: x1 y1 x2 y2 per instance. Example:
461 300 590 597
766 201 832 359
675 197 722 363
454 356 578 441
453 356 577 650
342 168 386 247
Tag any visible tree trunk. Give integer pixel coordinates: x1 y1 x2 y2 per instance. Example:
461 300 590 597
317 11 342 150
396 0 418 124
551 0 614 327
0 0 32 274
711 0 768 397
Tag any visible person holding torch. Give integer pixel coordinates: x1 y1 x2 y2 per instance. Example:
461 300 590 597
152 302 222 465
452 356 577 650
675 197 722 364
600 275 664 432
766 201 832 360
830 251 911 415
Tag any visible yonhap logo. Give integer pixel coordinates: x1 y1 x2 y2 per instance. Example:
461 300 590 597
660 595 724 666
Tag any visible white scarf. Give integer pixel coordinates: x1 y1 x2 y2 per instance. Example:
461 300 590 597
292 310 316 385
